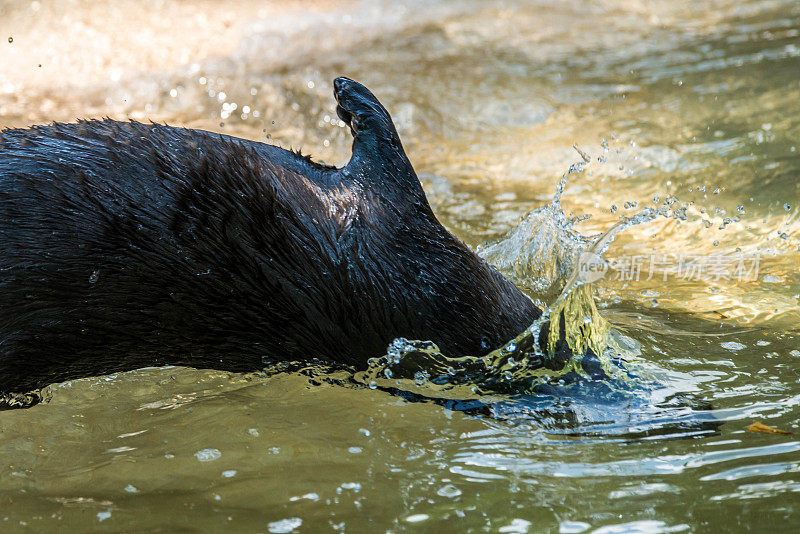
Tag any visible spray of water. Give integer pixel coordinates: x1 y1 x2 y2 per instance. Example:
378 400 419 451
478 151 656 373
352 150 664 399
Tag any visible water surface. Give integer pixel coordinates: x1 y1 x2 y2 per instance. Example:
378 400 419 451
1 0 799 531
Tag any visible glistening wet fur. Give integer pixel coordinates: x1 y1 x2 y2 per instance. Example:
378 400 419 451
0 77 543 407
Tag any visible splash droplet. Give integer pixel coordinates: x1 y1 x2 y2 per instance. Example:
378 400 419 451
721 341 746 351
437 484 462 498
194 448 221 462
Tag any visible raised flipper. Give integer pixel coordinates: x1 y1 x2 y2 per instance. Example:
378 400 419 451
333 77 423 197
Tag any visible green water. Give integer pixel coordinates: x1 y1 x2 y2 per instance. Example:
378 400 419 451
1 0 799 531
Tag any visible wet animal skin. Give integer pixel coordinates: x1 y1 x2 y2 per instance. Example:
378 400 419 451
0 77 542 404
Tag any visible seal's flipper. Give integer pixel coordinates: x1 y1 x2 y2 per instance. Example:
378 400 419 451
333 77 423 197
334 77 400 145
333 77 427 203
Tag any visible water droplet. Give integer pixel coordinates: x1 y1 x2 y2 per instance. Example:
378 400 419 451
506 342 517 352
221 470 236 478
368 381 377 390
268 518 302 533
89 270 100 284
713 240 719 247
784 203 792 212
194 449 221 462
560 520 592 533
7 37 13 43
437 484 462 498
737 205 745 214
568 162 586 174
124 485 137 493
413 371 429 386
339 482 362 493
610 205 617 213
672 207 688 220
721 341 746 351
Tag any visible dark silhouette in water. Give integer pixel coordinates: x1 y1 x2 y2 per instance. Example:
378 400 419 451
0 77 543 406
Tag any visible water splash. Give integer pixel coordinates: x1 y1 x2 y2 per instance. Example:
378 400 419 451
353 155 663 400
266 164 717 426
348 335 716 437
479 153 658 366
542 205 658 361
339 153 723 435
477 164 593 300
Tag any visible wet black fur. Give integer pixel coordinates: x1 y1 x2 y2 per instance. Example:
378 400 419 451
0 77 541 398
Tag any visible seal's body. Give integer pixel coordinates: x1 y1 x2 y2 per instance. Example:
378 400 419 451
0 78 540 398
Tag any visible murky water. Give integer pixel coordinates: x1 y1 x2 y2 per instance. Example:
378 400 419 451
1 0 799 531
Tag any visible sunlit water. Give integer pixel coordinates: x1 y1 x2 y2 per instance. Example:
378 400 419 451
1 0 799 531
